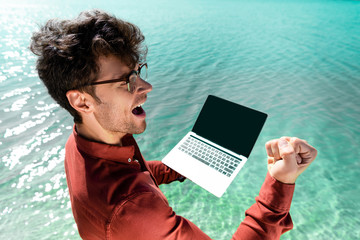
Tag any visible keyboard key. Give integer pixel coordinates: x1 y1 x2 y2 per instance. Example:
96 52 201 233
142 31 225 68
178 136 240 178
193 155 210 166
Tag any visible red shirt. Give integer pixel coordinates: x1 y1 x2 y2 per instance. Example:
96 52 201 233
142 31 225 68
65 127 295 239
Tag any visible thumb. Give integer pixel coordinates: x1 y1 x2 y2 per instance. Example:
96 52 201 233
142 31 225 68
278 138 296 164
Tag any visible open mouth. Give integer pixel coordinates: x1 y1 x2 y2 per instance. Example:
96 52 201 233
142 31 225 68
132 104 145 116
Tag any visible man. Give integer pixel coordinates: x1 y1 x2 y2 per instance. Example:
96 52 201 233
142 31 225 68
30 9 317 240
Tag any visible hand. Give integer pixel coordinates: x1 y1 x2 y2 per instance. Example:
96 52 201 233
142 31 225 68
265 137 317 184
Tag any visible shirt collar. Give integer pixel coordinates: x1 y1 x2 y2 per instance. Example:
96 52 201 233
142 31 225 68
73 126 137 163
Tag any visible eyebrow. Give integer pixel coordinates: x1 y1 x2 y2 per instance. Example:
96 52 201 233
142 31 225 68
87 63 140 86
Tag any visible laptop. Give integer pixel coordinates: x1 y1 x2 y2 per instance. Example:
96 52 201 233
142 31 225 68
162 95 267 197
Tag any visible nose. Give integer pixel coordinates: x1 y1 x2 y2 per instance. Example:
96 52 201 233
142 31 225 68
135 77 152 94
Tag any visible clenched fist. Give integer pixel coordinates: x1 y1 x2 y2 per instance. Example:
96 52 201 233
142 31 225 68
265 137 317 184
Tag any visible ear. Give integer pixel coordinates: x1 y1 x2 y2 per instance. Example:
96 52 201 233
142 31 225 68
66 90 94 115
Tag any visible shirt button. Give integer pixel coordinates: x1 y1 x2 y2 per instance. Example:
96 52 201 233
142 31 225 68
128 158 132 162
134 159 139 163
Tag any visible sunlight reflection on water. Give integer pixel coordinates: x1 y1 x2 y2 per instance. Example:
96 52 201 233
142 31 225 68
0 1 359 239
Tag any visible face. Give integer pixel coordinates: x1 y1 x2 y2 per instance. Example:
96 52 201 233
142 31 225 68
90 55 152 136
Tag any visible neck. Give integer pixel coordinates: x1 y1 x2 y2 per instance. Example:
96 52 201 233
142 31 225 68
75 120 126 146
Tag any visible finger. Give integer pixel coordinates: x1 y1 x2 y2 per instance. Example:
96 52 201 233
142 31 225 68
267 156 274 165
271 140 281 160
289 137 317 163
267 157 275 172
281 136 292 142
266 137 291 158
278 137 296 165
265 140 274 157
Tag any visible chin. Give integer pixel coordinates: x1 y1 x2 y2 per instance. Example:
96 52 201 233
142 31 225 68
132 122 147 134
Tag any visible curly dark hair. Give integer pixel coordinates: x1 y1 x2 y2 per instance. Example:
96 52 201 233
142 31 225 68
30 9 147 123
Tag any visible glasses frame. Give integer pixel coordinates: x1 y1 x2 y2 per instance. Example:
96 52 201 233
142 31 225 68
85 63 148 93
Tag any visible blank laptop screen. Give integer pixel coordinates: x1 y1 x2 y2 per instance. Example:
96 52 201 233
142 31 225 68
192 95 267 158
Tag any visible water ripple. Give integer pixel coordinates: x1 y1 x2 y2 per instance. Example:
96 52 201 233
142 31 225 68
1 1 359 239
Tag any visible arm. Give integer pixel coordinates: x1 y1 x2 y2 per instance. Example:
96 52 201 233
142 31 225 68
233 173 294 240
108 137 316 240
107 173 294 240
234 136 317 239
147 160 185 185
236 136 317 239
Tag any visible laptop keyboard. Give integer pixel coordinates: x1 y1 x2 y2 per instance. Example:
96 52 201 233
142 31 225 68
178 135 241 177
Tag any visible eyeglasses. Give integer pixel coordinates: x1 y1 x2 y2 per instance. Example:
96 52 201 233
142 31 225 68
85 63 148 93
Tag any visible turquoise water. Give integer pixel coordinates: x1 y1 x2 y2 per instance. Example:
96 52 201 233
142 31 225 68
1 0 359 239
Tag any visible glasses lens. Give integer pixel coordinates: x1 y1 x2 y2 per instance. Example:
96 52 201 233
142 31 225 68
139 64 148 81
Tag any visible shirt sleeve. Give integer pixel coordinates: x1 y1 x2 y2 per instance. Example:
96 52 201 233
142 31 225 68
147 160 186 185
107 173 294 240
232 173 295 240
